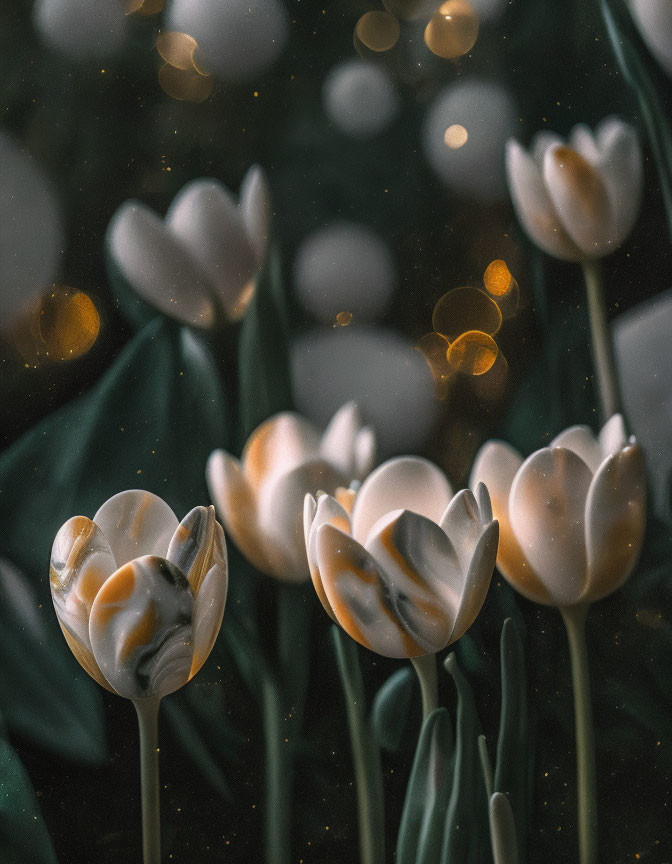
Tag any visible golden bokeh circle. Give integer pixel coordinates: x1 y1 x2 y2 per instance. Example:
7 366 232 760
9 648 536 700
355 11 401 53
447 330 498 376
424 0 479 60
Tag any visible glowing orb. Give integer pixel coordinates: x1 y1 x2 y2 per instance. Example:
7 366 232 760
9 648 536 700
432 286 502 342
444 124 468 149
355 11 400 52
424 0 479 60
447 329 498 376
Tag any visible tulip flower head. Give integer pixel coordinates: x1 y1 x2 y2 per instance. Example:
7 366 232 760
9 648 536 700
304 456 499 658
470 414 646 608
50 490 228 700
207 402 376 582
107 165 270 328
505 117 642 261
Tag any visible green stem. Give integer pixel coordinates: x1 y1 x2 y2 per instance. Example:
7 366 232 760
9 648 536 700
560 605 597 864
261 674 290 864
332 627 385 864
410 654 439 721
133 698 161 864
478 734 494 799
582 259 622 422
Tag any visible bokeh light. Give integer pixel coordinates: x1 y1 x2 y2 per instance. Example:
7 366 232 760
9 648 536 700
34 0 130 61
424 0 479 60
322 59 399 139
126 0 165 13
446 329 498 375
156 31 199 70
382 0 443 21
483 259 519 318
355 11 400 52
444 124 468 148
415 331 453 399
336 311 353 326
470 349 509 399
432 286 502 341
158 63 214 102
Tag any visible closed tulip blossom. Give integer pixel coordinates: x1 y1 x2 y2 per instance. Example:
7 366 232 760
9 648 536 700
506 117 643 423
470 414 646 864
304 455 498 705
207 402 376 582
50 490 228 864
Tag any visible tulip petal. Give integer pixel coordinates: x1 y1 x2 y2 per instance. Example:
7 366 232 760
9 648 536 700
439 487 490 573
241 411 321 495
50 515 116 691
319 401 363 478
305 493 351 620
531 131 564 167
239 164 271 266
598 412 627 459
509 447 592 606
93 490 179 569
167 505 225 596
189 561 228 679
543 143 615 257
505 138 583 261
550 424 601 473
448 519 498 643
595 118 643 248
470 441 552 604
584 444 646 602
166 178 257 320
569 124 600 164
257 459 345 581
351 456 453 545
355 426 377 480
206 449 270 575
89 556 193 700
364 509 464 656
316 523 426 658
107 201 216 328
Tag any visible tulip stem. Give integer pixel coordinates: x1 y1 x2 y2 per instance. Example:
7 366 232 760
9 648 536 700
560 604 597 864
582 259 622 422
134 697 161 864
331 627 385 864
411 654 439 721
261 673 290 864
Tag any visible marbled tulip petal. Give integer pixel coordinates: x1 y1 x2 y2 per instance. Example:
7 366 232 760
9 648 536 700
598 412 627 459
50 515 117 690
509 447 592 606
167 504 223 596
206 450 270 575
447 519 498 643
93 490 179 569
364 509 463 656
543 144 614 257
550 425 601 473
238 164 270 266
354 426 377 480
595 118 643 243
505 139 583 261
584 444 646 603
319 401 363 478
352 456 453 546
316 524 426 658
304 493 352 619
107 201 216 328
89 556 193 700
189 561 228 679
256 459 345 581
470 441 552 604
439 488 489 574
241 411 321 495
166 178 257 319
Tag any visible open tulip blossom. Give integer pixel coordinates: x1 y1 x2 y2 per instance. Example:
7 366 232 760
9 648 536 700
207 402 376 582
471 414 646 864
107 164 270 328
50 490 228 864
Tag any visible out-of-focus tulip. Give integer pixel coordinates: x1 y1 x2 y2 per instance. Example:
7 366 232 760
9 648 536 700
207 403 376 582
630 0 672 79
470 414 646 607
107 165 270 328
304 456 498 658
506 117 642 261
50 490 228 700
33 0 130 62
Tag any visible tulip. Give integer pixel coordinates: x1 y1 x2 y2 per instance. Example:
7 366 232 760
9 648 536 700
207 402 376 582
107 165 270 328
470 414 646 864
630 0 672 79
50 490 228 864
506 117 643 423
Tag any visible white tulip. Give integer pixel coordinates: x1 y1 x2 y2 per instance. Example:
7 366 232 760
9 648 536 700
630 0 672 78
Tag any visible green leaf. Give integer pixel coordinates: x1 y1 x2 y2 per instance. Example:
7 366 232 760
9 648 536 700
0 712 58 864
104 237 159 332
396 708 454 864
0 318 227 766
489 793 519 864
0 558 105 765
237 246 293 444
494 619 529 864
601 0 672 239
371 666 416 753
441 654 486 864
